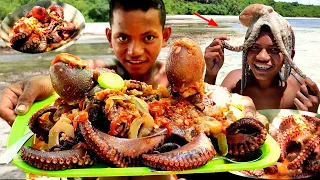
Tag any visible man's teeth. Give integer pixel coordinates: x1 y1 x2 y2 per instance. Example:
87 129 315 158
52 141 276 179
128 60 143 64
255 64 272 70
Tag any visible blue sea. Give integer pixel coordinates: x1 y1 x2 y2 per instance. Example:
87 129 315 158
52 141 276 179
288 18 320 28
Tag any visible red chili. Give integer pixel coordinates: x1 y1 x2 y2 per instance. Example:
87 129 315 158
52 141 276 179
74 111 89 122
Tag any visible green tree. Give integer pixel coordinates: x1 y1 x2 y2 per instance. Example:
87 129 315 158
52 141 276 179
1 0 320 22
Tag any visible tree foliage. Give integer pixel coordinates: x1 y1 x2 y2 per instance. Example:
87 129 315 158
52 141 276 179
0 0 319 22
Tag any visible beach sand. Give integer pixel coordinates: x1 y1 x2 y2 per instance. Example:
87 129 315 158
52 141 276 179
0 15 320 179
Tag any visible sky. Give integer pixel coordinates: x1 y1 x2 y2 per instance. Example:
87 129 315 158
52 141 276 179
275 0 320 5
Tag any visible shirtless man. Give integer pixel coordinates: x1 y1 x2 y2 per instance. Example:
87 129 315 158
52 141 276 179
204 4 320 113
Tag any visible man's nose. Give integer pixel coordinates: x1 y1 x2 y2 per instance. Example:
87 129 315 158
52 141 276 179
256 48 270 60
128 41 144 56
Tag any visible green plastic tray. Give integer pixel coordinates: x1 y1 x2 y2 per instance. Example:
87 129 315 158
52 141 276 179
7 95 280 177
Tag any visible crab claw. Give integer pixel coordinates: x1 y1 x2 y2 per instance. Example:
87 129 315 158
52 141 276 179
49 53 94 105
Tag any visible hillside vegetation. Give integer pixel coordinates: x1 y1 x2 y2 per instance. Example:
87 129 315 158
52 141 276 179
1 0 319 23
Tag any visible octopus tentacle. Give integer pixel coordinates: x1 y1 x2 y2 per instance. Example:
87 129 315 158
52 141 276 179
226 118 267 156
57 21 77 32
47 31 63 44
277 127 301 161
302 115 320 133
33 33 47 53
19 34 41 52
221 40 254 52
304 143 320 173
263 164 278 174
153 142 181 153
28 106 57 142
290 171 313 179
21 146 94 170
48 4 64 20
241 169 265 177
288 135 320 169
305 159 320 173
79 120 167 167
278 115 297 133
43 19 62 34
142 133 216 171
10 30 33 49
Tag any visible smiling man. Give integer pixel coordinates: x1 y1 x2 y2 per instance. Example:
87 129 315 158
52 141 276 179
103 0 171 89
204 4 320 113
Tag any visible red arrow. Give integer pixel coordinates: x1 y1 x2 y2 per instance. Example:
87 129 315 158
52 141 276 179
193 12 218 26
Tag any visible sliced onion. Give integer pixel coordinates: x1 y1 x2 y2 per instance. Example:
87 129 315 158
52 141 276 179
108 95 154 138
138 113 154 137
128 112 155 138
48 117 75 149
108 95 129 100
128 117 145 139
129 96 149 114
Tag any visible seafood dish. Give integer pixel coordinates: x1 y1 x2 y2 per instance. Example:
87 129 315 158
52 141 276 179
18 38 269 173
0 1 85 53
232 109 320 179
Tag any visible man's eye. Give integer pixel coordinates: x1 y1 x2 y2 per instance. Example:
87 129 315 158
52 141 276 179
145 35 154 41
118 36 128 42
270 48 280 53
251 45 260 50
250 45 261 52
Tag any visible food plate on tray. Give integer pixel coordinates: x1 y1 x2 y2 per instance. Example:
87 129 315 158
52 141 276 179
230 109 320 179
0 0 85 53
6 94 280 178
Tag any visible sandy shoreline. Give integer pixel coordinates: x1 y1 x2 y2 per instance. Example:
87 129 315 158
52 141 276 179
0 15 240 46
1 15 319 46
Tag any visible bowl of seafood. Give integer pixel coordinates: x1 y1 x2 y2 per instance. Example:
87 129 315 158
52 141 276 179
230 109 320 179
6 38 280 177
0 0 85 53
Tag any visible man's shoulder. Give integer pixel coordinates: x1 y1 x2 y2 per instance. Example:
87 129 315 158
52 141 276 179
228 69 242 75
224 69 242 81
221 69 242 91
287 74 304 87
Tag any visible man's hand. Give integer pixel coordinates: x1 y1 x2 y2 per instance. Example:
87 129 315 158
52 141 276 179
294 77 320 113
0 75 54 126
204 36 229 84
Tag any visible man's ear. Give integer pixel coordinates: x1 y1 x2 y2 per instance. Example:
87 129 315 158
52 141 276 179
106 28 112 48
162 26 172 47
291 49 295 59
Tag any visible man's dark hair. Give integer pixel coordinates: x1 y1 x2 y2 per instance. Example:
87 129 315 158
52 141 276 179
109 0 166 29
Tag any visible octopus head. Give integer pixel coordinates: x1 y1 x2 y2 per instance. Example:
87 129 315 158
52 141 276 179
165 38 205 97
49 53 94 105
